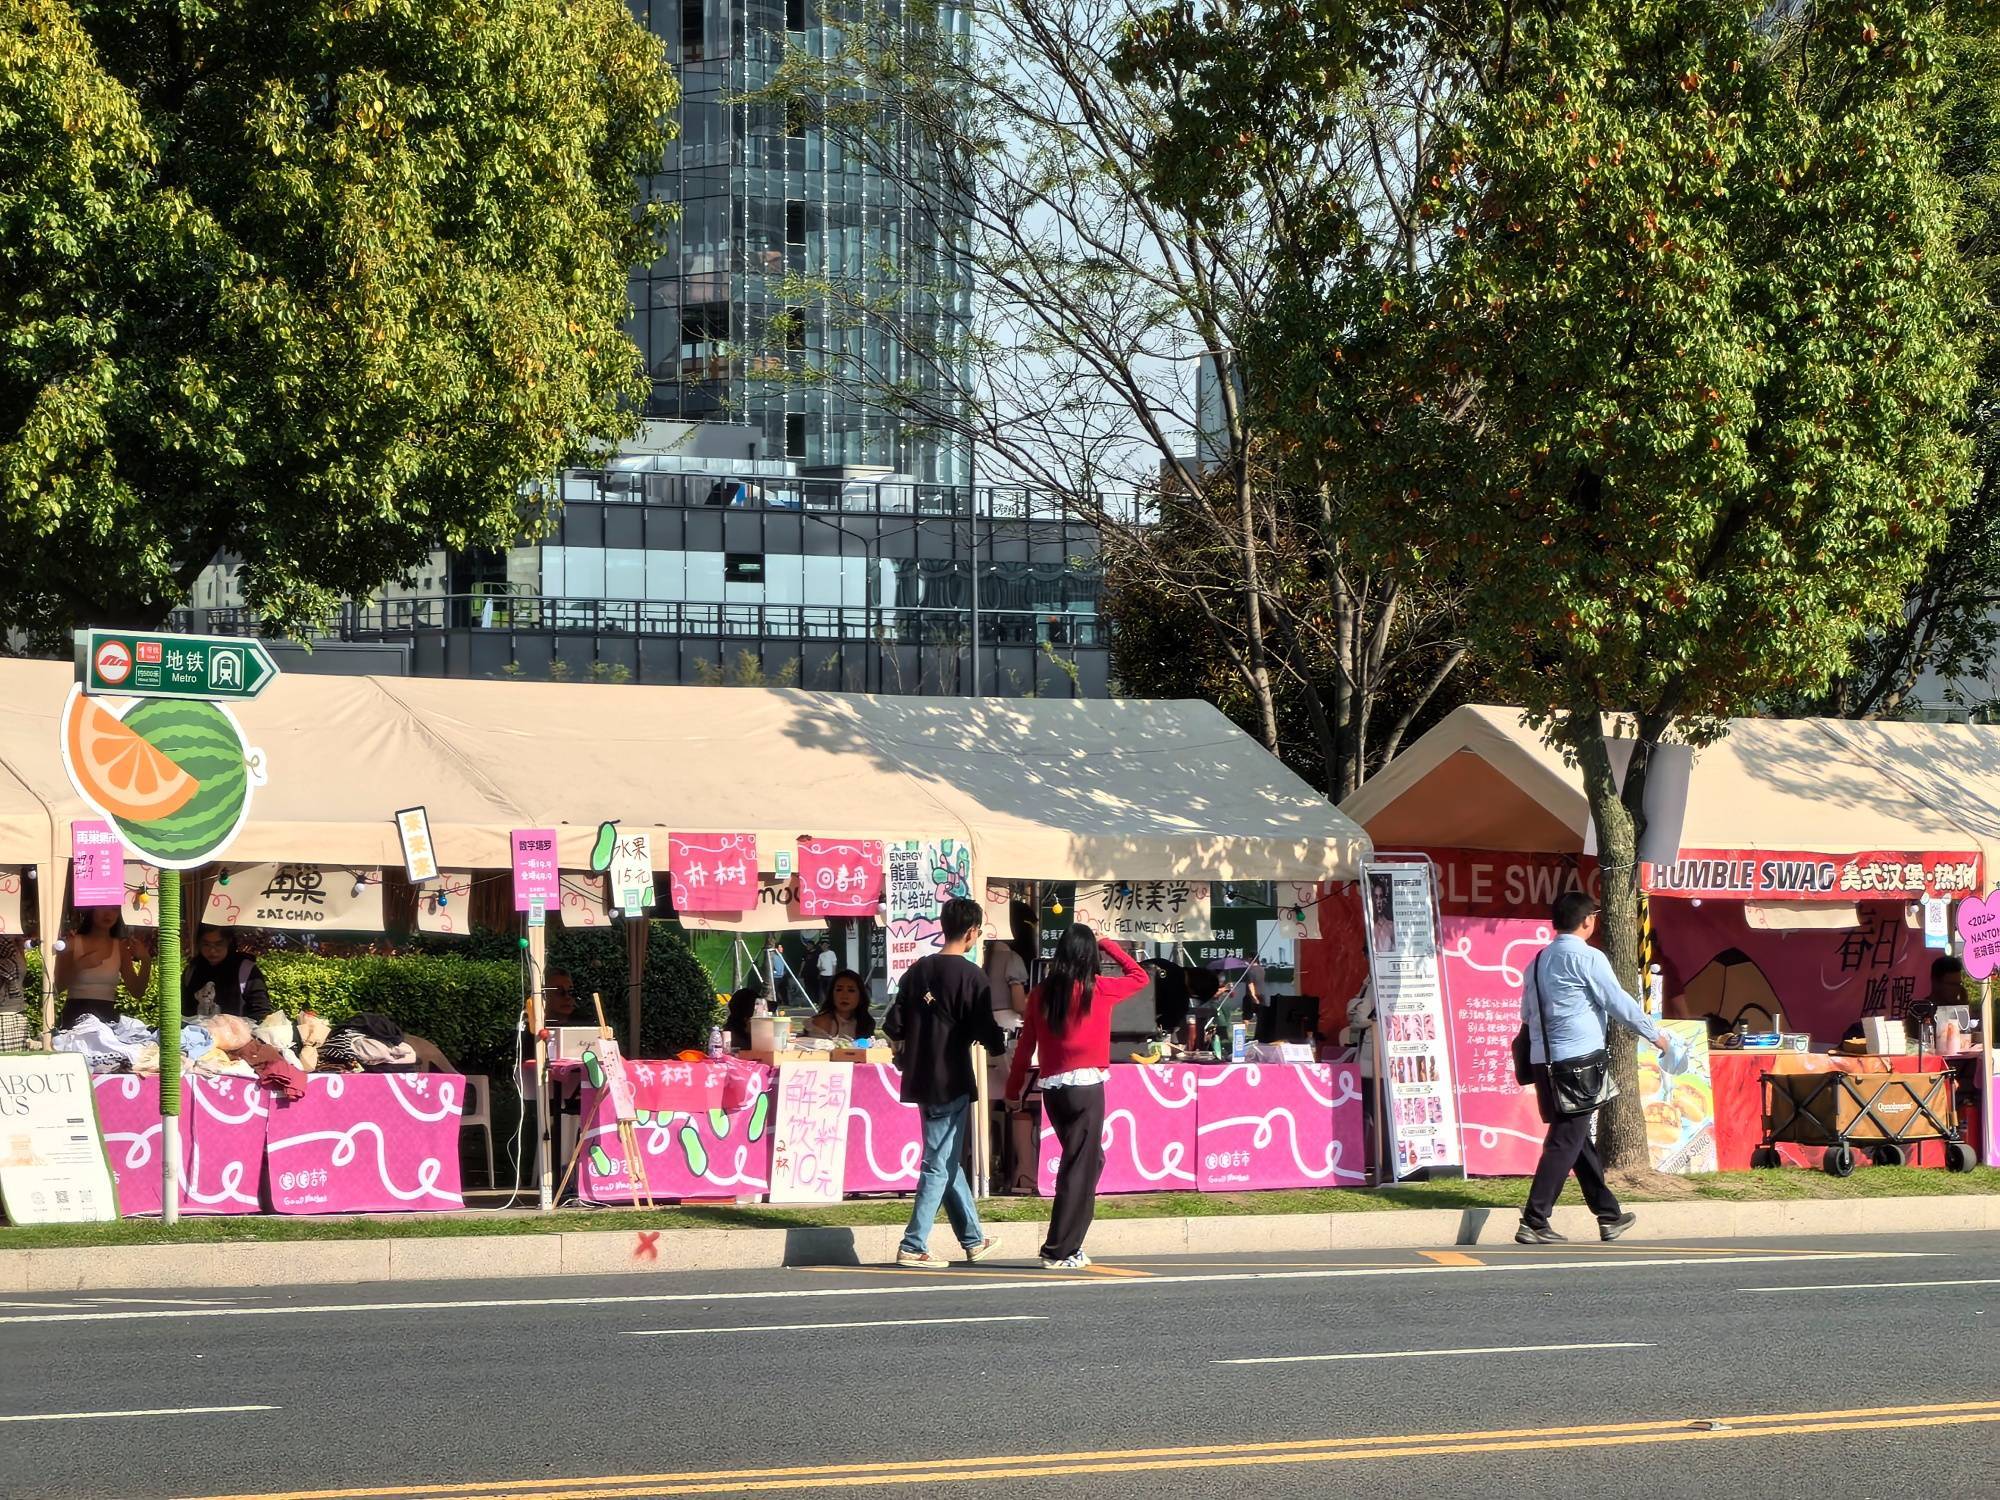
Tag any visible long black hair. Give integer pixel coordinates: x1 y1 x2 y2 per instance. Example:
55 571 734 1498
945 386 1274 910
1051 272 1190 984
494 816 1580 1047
1041 923 1099 1032
816 968 875 1038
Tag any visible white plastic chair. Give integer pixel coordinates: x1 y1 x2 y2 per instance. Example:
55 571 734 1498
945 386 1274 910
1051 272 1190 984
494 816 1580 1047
460 1075 496 1188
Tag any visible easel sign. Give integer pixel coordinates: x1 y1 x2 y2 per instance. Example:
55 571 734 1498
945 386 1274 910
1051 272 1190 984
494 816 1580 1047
556 993 653 1207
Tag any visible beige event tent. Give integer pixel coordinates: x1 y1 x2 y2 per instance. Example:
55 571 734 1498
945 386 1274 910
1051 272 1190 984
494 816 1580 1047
0 653 1367 916
1342 703 2000 883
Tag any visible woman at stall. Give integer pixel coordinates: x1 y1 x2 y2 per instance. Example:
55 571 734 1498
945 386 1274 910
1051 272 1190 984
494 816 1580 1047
806 969 875 1041
1004 924 1149 1270
55 907 152 1028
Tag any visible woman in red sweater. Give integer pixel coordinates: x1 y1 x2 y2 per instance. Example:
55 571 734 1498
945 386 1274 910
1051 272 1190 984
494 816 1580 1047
1005 925 1149 1269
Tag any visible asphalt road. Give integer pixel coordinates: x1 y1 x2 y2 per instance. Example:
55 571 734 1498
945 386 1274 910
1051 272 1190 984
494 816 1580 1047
2 1232 1997 1499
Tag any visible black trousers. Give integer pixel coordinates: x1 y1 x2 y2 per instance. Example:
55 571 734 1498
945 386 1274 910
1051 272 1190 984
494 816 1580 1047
1523 1068 1623 1229
1041 1082 1107 1259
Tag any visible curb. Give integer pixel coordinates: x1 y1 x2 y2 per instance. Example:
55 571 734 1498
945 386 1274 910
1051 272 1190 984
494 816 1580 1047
6 1193 1996 1293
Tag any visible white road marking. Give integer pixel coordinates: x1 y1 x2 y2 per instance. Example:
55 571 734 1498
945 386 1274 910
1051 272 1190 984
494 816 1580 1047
627 1315 1046 1337
1738 1277 2000 1294
0 1404 276 1424
1218 1340 1653 1366
80 1296 234 1306
0 1301 81 1310
0 1250 1928 1327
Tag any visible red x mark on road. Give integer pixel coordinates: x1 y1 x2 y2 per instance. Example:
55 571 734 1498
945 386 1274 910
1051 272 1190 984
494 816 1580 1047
633 1232 661 1261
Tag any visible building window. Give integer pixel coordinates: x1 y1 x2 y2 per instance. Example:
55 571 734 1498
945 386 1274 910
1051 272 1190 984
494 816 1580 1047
786 200 806 246
725 553 766 585
682 0 703 60
787 0 806 30
785 305 806 352
786 413 807 458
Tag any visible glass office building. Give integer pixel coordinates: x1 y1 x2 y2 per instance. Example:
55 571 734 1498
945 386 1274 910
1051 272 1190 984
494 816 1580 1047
631 0 972 483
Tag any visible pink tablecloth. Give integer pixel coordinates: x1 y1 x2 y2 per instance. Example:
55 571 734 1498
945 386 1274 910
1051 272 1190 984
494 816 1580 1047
579 1059 774 1203
843 1063 923 1194
1195 1063 1367 1191
265 1074 465 1214
90 1075 269 1217
1037 1064 1200 1195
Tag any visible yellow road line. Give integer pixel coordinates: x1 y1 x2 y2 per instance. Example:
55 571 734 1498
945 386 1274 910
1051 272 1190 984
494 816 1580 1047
1081 1264 1152 1278
1417 1250 1483 1267
174 1399 2000 1500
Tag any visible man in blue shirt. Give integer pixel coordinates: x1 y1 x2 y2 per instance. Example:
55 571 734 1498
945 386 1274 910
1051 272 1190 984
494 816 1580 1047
1518 891 1672 1244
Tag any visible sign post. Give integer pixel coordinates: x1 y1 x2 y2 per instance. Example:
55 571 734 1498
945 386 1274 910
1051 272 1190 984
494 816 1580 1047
65 630 278 1224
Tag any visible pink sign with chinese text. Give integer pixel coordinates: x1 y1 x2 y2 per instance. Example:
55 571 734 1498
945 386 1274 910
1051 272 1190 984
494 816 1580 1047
1441 915 1547 1176
1038 1064 1198 1195
796 838 885 918
843 1063 923 1193
511 828 560 911
266 1074 464 1214
669 832 758 913
1194 1063 1366 1190
72 821 125 906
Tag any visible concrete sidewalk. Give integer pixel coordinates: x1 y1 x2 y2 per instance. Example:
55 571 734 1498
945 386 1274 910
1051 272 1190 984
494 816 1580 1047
7 1192 1998 1292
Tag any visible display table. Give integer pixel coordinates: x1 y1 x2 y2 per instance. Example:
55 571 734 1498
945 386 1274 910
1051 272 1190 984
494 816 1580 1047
90 1073 466 1217
1711 1051 1965 1170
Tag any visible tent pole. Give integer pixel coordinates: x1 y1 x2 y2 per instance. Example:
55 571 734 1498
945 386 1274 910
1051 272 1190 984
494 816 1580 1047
157 869 183 1224
625 917 646 1049
528 918 552 1212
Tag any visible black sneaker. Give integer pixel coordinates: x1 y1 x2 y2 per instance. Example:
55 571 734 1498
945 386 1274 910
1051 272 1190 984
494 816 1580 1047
1599 1212 1638 1242
1515 1222 1567 1245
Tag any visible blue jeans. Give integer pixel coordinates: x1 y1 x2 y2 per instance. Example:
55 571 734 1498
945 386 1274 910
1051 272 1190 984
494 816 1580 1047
899 1095 984 1255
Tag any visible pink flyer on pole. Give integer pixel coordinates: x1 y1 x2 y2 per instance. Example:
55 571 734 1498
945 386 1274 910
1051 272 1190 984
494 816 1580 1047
510 828 560 911
72 821 126 905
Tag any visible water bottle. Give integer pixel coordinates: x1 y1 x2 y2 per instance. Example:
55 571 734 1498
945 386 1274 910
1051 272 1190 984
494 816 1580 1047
1230 1021 1247 1062
707 1026 726 1059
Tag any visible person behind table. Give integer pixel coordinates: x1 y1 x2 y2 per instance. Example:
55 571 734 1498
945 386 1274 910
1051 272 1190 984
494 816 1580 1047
1905 955 1964 1044
542 968 579 1027
1005 923 1150 1270
882 897 1005 1269
55 907 152 1028
184 926 273 1020
807 968 875 1041
983 904 1033 1028
724 980 765 1051
1517 891 1672 1246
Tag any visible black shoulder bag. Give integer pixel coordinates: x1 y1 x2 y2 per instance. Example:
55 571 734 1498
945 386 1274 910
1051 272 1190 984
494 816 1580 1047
1514 946 1611 1117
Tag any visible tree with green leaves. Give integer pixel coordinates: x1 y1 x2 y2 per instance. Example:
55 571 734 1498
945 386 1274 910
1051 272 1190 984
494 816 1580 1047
1130 0 1976 1168
0 0 676 650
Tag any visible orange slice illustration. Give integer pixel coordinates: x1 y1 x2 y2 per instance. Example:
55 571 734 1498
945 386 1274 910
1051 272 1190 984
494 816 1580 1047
65 696 200 821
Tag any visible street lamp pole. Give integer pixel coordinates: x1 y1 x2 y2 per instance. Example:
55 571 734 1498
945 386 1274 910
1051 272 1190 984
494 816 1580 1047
967 435 981 698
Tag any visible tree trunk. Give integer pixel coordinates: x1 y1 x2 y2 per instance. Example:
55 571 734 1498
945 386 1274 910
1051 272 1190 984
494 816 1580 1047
1566 708 1649 1171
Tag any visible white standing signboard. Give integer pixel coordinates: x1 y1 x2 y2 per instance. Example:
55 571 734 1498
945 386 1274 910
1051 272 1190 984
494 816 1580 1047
0 1053 119 1223
767 1061 854 1204
1363 862 1465 1178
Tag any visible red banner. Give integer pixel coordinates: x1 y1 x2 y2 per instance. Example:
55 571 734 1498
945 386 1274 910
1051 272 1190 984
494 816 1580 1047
1644 849 1981 901
795 838 884 918
668 833 758 913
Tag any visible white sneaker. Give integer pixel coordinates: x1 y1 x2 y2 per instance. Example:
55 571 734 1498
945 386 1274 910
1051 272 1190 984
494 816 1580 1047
897 1248 949 1269
1040 1251 1092 1271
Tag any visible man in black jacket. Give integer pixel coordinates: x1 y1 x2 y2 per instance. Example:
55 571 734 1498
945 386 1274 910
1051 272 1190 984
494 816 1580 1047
883 897 1005 1268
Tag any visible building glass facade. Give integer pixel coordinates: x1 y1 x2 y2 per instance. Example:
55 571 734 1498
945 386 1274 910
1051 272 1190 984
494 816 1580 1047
632 0 972 482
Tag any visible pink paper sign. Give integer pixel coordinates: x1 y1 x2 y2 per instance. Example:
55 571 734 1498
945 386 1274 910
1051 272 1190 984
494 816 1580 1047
72 821 126 906
1038 1064 1198 1195
796 839 885 918
511 828 560 911
265 1074 464 1214
1194 1063 1366 1190
579 1059 774 1202
1957 893 2000 980
669 832 758 913
843 1063 923 1193
1441 915 1550 1176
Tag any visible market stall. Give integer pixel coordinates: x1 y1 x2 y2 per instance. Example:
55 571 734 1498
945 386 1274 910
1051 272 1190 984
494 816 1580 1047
1335 705 2000 1174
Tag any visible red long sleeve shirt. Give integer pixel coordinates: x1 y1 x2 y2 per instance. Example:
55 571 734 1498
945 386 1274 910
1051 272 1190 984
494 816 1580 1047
1005 938 1150 1098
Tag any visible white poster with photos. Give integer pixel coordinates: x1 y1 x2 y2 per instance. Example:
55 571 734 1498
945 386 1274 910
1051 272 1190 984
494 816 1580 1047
1363 863 1464 1177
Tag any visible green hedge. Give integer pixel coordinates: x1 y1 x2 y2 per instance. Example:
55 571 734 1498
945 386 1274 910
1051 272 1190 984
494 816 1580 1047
259 953 522 1081
543 926 721 1058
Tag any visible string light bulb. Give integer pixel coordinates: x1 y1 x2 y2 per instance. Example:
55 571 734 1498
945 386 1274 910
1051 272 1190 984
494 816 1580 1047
352 878 366 898
218 871 230 887
53 939 66 953
1050 899 1064 916
437 894 449 909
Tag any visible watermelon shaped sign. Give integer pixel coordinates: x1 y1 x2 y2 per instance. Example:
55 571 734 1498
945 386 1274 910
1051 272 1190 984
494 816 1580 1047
59 685 266 869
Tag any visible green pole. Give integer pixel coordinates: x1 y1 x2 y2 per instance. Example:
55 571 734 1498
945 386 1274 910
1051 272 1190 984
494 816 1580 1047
156 868 182 1224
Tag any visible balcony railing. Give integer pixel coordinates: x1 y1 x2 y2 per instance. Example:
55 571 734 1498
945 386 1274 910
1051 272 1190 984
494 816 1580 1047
562 467 1154 525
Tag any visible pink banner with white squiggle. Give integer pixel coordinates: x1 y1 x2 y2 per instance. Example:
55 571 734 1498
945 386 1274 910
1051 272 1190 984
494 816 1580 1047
1037 1063 1198 1195
266 1074 464 1213
1441 916 1550 1176
580 1060 774 1202
91 1075 268 1217
843 1063 923 1194
1195 1063 1366 1191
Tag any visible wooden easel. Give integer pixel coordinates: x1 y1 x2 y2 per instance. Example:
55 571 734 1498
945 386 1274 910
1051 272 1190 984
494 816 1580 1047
553 992 654 1208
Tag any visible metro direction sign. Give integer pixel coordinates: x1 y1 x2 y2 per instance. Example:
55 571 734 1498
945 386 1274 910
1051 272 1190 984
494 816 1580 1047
75 629 279 701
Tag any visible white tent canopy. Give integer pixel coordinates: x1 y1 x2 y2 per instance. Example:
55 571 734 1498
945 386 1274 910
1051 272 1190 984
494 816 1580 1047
0 659 1369 886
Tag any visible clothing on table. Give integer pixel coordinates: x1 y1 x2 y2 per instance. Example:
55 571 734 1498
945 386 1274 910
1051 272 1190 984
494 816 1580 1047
897 1095 986 1257
206 1013 254 1052
1040 1080 1107 1261
183 954 273 1021
229 1038 307 1100
1518 934 1654 1066
53 1015 149 1071
1522 1069 1624 1230
1004 938 1149 1100
882 952 1006 1109
192 1045 254 1079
